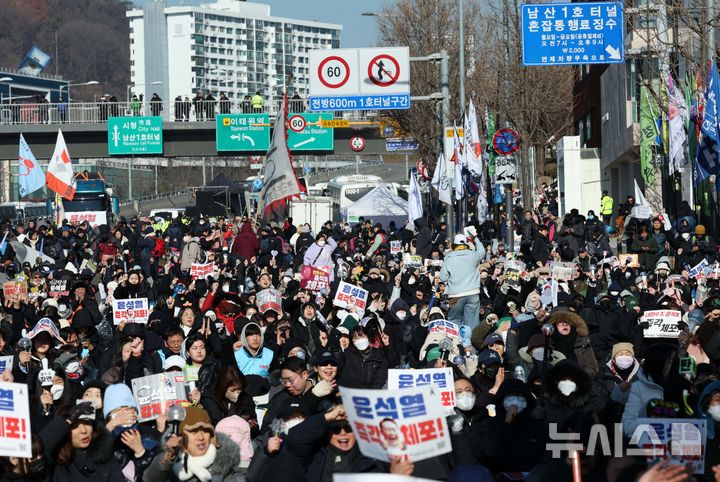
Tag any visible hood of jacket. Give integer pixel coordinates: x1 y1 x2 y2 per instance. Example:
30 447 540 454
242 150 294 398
698 380 720 439
548 309 589 337
544 360 593 409
208 432 242 476
240 322 264 356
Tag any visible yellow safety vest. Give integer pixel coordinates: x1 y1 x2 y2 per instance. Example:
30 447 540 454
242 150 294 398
251 95 264 109
600 195 614 215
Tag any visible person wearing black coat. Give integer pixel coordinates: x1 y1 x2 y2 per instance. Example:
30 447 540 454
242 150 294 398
534 359 602 429
530 224 551 266
414 218 433 259
337 326 392 389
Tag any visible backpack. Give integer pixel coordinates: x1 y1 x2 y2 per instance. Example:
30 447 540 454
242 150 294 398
152 237 166 257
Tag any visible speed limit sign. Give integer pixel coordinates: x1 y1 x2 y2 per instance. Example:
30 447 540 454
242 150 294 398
288 115 306 133
350 136 365 152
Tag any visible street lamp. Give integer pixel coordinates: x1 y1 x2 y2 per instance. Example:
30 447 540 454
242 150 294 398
59 80 100 102
126 81 162 101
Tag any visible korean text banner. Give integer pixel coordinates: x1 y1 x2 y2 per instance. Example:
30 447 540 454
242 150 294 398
388 368 456 415
257 289 282 314
191 262 215 280
641 310 681 339
334 281 369 314
0 382 31 458
300 265 330 292
340 385 451 462
112 298 149 325
636 418 706 474
131 372 188 422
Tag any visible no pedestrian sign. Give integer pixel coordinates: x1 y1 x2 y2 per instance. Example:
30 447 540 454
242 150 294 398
521 1 625 66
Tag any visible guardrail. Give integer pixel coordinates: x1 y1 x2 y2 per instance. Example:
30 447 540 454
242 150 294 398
0 98 379 126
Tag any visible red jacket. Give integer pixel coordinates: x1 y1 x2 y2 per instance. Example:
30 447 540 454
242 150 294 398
231 223 260 260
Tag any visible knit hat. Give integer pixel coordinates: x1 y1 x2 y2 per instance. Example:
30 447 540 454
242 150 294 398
696 224 706 235
611 342 634 359
179 406 214 434
425 346 441 362
103 384 139 418
216 416 254 466
526 334 546 352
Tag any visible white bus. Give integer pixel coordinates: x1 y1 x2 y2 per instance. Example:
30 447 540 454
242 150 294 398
326 175 398 220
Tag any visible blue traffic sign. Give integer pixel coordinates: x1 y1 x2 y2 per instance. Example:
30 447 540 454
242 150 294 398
309 94 410 112
521 2 624 66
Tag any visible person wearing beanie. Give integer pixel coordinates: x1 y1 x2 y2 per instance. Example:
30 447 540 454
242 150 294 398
691 223 717 266
144 406 245 482
596 342 641 423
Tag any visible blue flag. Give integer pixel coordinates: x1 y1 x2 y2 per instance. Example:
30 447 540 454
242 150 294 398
695 59 720 186
0 232 7 256
18 134 46 197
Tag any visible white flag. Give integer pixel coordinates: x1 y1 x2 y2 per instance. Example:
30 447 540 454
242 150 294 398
634 178 649 206
464 101 484 177
431 152 452 205
46 129 76 200
453 124 464 200
408 170 423 223
667 73 688 176
260 95 303 216
476 192 489 223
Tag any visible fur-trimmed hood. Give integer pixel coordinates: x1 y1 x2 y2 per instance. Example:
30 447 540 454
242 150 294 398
544 360 593 409
207 432 242 477
548 309 589 337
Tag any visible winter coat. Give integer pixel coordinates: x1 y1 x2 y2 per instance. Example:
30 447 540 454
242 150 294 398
439 244 486 298
698 381 720 479
530 234 551 265
303 238 337 280
535 360 599 428
180 237 205 271
621 368 664 438
143 433 245 482
630 235 660 271
595 358 641 423
547 310 599 377
231 223 260 260
414 218 433 258
337 345 390 389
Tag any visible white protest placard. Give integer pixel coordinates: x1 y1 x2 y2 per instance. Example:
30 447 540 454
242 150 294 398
0 381 32 457
0 356 13 374
334 281 369 314
190 262 215 280
550 261 575 281
388 368 455 415
402 253 423 269
390 240 402 255
618 254 640 268
131 371 188 422
641 310 682 338
340 385 451 463
257 289 282 314
689 259 709 280
427 319 460 343
112 298 149 325
48 279 69 297
635 418 706 474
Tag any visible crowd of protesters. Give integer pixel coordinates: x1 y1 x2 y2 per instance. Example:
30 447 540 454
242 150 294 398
0 197 720 482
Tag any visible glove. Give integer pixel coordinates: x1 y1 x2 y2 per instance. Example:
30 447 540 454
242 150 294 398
449 414 464 434
312 380 334 398
67 402 95 424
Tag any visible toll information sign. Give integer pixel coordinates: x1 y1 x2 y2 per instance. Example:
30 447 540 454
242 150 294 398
216 114 270 152
521 1 624 66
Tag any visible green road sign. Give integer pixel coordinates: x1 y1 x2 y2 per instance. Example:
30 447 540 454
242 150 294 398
108 116 163 155
216 114 270 152
287 113 334 151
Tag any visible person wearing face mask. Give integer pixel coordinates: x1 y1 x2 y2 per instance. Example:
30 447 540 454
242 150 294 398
477 379 546 474
537 359 598 428
507 332 565 386
180 228 205 272
446 378 485 465
31 366 73 432
202 365 258 428
0 435 49 482
303 234 337 281
468 349 506 418
596 342 640 423
337 326 391 389
697 382 720 478
669 224 694 268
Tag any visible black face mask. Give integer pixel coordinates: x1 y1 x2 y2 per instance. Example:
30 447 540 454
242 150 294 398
484 366 499 380
28 457 47 476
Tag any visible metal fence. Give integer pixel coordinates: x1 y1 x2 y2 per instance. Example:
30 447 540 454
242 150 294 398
0 98 377 126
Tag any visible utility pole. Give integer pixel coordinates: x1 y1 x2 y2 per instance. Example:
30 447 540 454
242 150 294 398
128 158 132 200
458 0 465 112
440 49 454 236
502 0 513 251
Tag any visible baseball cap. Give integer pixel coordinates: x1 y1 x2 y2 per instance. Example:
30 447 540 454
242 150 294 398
313 350 338 367
453 234 467 245
478 348 502 366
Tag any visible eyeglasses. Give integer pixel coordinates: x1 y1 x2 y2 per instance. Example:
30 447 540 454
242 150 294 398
281 376 298 386
330 423 351 435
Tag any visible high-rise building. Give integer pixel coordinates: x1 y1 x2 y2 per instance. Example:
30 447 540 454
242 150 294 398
127 0 341 104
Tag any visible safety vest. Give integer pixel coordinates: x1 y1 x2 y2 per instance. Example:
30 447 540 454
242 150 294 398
251 94 264 109
600 195 614 215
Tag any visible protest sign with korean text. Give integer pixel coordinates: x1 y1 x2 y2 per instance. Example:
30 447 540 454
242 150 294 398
131 371 188 422
402 253 423 269
635 418 706 474
257 289 282 314
388 368 455 415
0 356 13 374
689 259 709 280
2 281 27 299
112 297 149 325
48 279 69 297
340 385 451 462
641 310 682 338
334 281 369 314
504 260 523 288
300 265 330 292
427 319 460 343
0 382 32 457
550 261 575 281
190 262 215 280
390 240 402 255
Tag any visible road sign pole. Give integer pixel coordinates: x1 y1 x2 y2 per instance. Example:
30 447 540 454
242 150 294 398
440 49 454 236
458 0 465 113
128 158 132 200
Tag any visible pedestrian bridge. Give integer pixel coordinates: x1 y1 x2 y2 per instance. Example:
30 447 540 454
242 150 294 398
0 98 401 160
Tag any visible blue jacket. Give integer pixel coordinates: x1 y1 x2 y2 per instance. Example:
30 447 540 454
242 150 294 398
439 242 486 298
235 346 273 378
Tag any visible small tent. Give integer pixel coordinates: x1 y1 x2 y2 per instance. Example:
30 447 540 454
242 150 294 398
342 184 408 226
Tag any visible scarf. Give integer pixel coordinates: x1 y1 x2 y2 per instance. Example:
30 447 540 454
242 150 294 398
173 444 217 482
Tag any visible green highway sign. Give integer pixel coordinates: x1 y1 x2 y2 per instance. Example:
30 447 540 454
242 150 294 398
216 114 270 152
108 116 163 155
287 113 334 151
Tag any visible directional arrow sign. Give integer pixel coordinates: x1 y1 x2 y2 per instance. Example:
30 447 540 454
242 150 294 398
216 114 270 152
108 116 163 155
286 113 334 151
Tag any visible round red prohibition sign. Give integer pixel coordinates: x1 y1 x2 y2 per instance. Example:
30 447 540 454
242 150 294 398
350 136 366 152
368 54 400 87
318 56 351 89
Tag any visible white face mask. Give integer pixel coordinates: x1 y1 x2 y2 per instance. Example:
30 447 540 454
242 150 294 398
681 233 690 240
557 380 577 396
225 389 240 403
353 337 370 351
283 417 304 434
222 284 230 293
183 235 191 243
317 240 326 247
503 395 527 413
260 326 267 335
408 277 416 285
531 347 544 362
50 384 64 401
614 355 634 370
455 392 476 411
708 405 720 422
396 311 407 320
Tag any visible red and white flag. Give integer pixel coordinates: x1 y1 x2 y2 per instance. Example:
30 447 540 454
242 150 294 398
46 129 76 200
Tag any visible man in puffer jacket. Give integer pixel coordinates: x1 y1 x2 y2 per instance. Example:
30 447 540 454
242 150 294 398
439 234 486 329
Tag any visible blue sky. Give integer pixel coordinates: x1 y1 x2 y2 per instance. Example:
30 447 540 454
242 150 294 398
132 0 392 47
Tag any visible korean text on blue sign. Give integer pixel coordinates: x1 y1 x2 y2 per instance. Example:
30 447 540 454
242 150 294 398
340 385 451 463
334 281 369 313
112 297 149 325
388 368 456 415
521 2 625 66
309 94 410 112
0 382 31 458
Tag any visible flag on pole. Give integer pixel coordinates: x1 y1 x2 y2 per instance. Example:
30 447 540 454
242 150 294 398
452 124 464 200
667 73 688 176
695 59 720 186
463 102 484 177
431 152 452 205
0 232 7 256
259 94 304 218
407 169 423 224
639 85 657 185
18 134 46 197
54 192 65 226
46 129 76 200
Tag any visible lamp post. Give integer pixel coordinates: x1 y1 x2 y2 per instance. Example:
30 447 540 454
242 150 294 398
59 80 99 103
126 81 163 102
